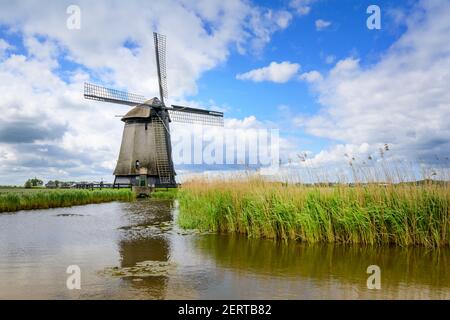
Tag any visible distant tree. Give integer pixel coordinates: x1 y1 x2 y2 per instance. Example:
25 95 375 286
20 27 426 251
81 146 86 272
29 177 43 187
24 180 32 188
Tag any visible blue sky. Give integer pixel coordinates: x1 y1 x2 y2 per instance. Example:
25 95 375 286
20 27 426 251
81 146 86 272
0 0 448 184
185 0 415 153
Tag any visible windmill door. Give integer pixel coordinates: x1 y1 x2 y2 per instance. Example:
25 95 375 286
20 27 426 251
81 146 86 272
139 175 147 187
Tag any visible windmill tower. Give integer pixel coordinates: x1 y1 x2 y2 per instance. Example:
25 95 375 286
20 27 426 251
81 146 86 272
84 32 224 193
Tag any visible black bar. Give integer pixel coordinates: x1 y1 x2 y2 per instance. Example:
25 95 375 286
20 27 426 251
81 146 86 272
0 300 442 318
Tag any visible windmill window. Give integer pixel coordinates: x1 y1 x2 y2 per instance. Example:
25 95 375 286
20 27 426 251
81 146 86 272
135 160 140 170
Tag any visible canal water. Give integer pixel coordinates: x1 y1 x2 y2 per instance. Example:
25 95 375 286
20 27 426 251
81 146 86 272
0 199 448 299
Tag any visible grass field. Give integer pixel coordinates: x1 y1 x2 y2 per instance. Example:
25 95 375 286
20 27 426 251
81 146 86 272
177 177 450 247
0 187 48 194
0 188 135 212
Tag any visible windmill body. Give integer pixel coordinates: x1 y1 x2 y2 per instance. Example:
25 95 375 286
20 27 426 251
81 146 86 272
114 98 176 188
84 33 223 193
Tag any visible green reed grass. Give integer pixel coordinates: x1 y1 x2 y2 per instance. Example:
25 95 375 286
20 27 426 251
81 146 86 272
177 178 449 247
151 188 178 200
0 189 135 213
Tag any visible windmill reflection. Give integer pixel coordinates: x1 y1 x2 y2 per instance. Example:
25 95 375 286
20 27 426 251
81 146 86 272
117 199 174 299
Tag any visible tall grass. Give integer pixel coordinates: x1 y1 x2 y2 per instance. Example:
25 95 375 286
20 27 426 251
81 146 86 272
151 188 178 200
178 177 449 247
0 189 135 213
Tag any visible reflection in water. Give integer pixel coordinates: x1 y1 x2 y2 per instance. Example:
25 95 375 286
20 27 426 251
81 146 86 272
117 200 173 299
192 235 450 299
0 199 448 299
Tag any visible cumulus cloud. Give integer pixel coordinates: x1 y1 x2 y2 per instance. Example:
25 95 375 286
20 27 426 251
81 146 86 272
0 120 67 143
315 19 331 31
236 61 300 83
0 48 123 183
0 0 295 96
273 11 293 29
0 39 13 59
297 0 450 168
299 70 323 83
0 0 295 184
289 0 316 16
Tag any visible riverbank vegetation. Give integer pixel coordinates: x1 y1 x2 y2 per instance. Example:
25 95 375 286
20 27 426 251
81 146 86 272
0 189 135 213
151 188 178 200
177 178 449 247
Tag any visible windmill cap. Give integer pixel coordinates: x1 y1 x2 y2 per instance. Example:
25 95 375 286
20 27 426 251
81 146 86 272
121 97 161 121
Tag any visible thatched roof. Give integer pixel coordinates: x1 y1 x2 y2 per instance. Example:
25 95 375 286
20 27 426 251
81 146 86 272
121 97 161 121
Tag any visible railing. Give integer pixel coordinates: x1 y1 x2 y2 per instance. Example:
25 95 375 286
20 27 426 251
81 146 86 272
74 183 132 190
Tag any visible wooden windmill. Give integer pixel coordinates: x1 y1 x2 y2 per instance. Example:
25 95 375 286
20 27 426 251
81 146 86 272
84 32 224 193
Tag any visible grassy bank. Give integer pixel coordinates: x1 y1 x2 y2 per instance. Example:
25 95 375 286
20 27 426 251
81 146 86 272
178 178 450 247
0 189 135 213
151 188 178 200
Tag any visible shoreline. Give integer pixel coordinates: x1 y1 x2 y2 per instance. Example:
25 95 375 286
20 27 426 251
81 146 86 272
0 189 135 213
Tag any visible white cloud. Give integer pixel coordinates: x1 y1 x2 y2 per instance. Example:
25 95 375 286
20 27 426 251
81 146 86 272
236 61 300 83
0 39 13 59
315 19 331 31
243 8 293 54
289 0 316 16
325 55 335 64
298 0 450 167
171 114 299 175
0 0 293 96
273 11 293 29
299 70 323 83
0 0 295 184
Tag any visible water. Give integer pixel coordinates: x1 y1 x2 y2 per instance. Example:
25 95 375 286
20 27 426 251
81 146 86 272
0 199 449 299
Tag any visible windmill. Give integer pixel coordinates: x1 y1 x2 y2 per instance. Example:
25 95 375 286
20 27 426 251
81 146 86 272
84 32 224 193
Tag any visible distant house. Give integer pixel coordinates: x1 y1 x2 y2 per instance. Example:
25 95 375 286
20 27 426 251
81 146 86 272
45 181 57 188
60 181 73 188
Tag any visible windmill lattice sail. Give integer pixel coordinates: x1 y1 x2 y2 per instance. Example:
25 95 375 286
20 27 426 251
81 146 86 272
168 107 224 126
154 32 168 105
84 82 147 106
84 82 224 126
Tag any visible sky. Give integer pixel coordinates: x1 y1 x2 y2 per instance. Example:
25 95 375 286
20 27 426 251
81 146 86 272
0 0 449 185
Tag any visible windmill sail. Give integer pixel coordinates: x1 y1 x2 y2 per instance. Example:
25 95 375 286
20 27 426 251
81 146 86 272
153 32 168 105
168 105 224 126
84 83 147 106
85 83 224 126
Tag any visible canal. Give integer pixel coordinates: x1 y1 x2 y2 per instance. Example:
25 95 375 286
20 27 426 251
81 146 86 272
0 199 448 299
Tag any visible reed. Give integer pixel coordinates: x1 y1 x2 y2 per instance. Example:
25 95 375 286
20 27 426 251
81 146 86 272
0 189 135 213
177 177 449 247
151 188 178 200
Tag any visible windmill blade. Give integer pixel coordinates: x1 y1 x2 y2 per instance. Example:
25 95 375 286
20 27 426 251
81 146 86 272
84 82 148 107
153 32 168 104
168 105 224 127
